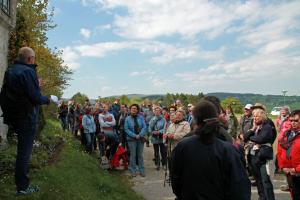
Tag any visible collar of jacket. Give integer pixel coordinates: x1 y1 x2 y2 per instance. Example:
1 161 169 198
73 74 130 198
14 61 38 70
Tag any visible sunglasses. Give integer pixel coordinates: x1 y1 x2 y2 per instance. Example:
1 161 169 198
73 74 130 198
290 119 299 123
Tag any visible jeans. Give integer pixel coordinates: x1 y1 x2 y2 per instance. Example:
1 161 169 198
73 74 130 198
104 132 118 159
85 132 95 152
59 116 67 131
11 119 37 191
128 140 144 174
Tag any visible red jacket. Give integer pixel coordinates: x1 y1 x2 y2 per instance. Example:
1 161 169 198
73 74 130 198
277 131 300 173
276 116 291 139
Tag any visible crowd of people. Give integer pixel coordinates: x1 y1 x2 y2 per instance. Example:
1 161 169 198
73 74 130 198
57 96 300 200
2 47 299 199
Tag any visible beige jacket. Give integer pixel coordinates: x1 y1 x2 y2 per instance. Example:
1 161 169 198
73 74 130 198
166 121 191 150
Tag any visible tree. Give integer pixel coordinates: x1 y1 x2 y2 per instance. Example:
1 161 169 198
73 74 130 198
120 95 130 105
8 0 72 98
130 97 143 105
72 92 89 105
221 97 243 114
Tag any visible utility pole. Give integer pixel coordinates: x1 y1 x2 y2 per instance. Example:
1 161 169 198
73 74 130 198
282 90 287 106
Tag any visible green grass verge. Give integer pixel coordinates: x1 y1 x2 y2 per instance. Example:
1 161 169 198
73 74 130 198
0 119 144 200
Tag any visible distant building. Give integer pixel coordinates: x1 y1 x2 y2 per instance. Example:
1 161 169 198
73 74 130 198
0 0 17 145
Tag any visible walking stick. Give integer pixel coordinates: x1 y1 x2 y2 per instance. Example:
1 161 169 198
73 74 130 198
164 138 172 187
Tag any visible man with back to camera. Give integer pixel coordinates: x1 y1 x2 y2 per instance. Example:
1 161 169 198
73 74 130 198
0 47 50 195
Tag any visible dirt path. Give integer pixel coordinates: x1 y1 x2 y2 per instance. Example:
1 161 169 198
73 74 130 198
129 145 291 200
130 145 174 200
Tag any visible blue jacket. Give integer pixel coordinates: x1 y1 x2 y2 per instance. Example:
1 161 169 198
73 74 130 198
124 114 147 141
148 115 166 144
82 114 96 134
0 61 50 123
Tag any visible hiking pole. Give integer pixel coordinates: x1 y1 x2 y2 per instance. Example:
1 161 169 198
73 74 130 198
164 138 172 187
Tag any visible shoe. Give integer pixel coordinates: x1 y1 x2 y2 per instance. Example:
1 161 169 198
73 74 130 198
140 172 146 177
17 185 39 195
280 184 289 192
129 173 137 178
156 166 160 171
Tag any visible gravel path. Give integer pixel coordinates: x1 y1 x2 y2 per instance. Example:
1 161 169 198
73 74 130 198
128 145 291 200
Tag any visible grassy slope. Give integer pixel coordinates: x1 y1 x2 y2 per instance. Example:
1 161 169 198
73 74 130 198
0 120 143 200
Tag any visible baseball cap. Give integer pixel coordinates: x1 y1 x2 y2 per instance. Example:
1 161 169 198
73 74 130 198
244 104 253 110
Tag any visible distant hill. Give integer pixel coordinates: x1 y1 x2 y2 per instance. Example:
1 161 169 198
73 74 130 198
207 92 300 111
105 92 300 111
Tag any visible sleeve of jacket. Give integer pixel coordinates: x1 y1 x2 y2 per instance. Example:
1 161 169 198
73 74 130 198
20 69 50 105
226 145 251 200
106 114 116 126
250 124 273 144
243 129 254 143
139 117 147 137
170 143 184 200
82 115 87 131
174 122 191 141
148 118 154 133
124 117 136 139
159 119 167 134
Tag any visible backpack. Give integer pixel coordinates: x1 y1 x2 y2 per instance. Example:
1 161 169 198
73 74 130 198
100 156 110 170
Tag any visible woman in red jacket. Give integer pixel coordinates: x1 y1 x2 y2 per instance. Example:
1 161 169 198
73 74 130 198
277 109 300 200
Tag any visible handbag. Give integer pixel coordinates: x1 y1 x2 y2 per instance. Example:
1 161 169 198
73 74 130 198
257 145 273 160
100 156 110 170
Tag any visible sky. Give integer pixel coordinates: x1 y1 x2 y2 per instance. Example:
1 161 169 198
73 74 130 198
46 0 300 99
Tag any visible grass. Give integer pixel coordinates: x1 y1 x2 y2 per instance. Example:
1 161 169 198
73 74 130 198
0 119 144 200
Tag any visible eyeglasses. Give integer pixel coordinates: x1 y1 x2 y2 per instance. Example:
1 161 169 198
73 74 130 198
290 119 299 123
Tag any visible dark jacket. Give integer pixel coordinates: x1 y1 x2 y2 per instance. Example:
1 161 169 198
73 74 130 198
171 134 251 200
244 121 274 144
0 61 49 124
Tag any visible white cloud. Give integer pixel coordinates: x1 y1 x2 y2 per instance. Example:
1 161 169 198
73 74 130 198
67 41 224 64
147 76 170 87
61 47 80 70
75 41 132 57
175 51 300 91
80 28 92 39
129 70 155 77
259 39 298 54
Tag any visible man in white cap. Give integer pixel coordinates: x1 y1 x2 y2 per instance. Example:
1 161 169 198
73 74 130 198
239 104 253 138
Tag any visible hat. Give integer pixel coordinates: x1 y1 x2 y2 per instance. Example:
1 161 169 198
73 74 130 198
244 104 253 110
188 103 193 107
252 103 267 111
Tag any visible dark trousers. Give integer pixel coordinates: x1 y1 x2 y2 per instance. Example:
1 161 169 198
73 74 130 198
287 175 300 200
11 119 37 191
59 116 67 131
251 156 275 200
153 143 167 167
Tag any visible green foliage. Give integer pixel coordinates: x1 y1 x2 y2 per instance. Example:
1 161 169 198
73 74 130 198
130 97 143 105
71 92 89 105
120 95 130 105
0 120 144 200
160 93 204 107
8 0 72 98
221 97 243 114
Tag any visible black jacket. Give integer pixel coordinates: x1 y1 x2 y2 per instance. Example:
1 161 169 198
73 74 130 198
0 61 49 123
171 134 251 200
